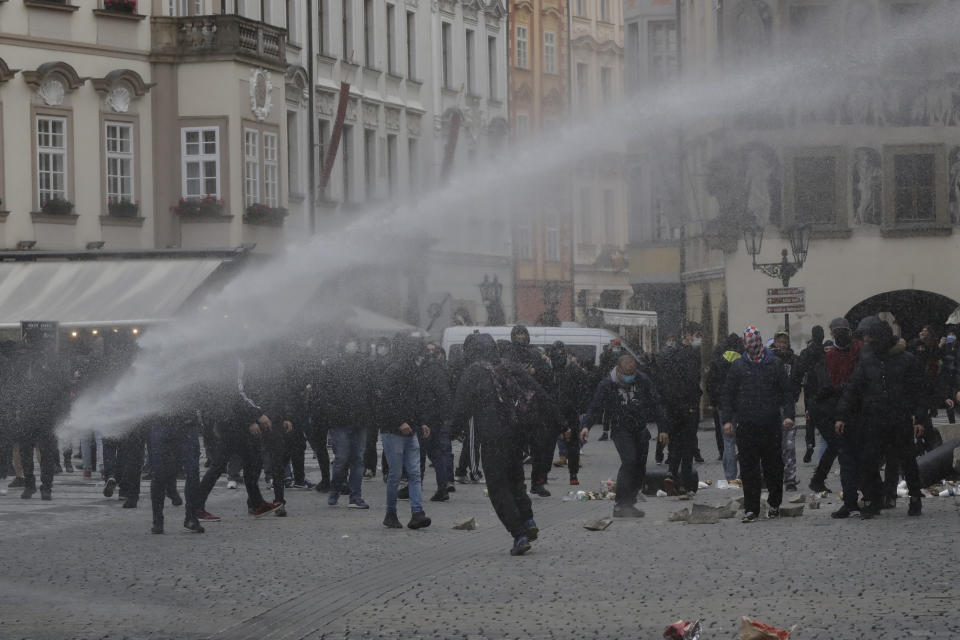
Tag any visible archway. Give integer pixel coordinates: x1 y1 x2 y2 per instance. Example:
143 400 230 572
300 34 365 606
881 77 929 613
845 289 960 339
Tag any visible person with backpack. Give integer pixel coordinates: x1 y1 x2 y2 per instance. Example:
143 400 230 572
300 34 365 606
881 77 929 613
451 333 557 556
580 354 666 518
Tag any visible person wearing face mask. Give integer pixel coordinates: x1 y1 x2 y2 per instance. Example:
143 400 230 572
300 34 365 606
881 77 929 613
813 318 862 505
721 326 796 523
656 323 704 496
796 326 826 466
580 355 665 518
593 340 624 441
770 330 802 492
836 316 925 518
418 342 453 502
321 334 373 509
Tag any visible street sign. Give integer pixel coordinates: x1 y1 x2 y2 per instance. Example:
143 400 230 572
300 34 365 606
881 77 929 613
20 320 59 350
767 304 806 313
766 287 805 314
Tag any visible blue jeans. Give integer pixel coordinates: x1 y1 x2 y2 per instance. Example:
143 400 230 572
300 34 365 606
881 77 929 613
722 431 738 481
330 427 366 500
382 433 423 514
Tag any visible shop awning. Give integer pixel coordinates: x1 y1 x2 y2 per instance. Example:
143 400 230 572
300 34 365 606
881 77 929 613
0 258 226 329
595 308 658 328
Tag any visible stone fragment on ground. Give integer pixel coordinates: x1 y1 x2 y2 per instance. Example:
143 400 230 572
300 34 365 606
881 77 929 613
453 517 477 530
686 503 720 524
583 518 613 531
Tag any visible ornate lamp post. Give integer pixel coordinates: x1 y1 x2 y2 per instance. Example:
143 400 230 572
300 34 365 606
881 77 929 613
478 275 505 326
742 224 812 335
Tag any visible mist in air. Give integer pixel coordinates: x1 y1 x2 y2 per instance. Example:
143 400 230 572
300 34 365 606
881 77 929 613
61 3 960 439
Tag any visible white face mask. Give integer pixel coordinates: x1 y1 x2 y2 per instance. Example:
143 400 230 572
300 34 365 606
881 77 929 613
344 342 359 354
691 338 703 348
376 346 389 357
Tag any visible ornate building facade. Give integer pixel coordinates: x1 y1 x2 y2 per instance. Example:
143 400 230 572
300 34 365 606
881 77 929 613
508 0 574 325
675 0 960 349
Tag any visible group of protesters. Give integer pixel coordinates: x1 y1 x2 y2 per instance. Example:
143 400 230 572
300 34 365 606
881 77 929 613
1 314 956 553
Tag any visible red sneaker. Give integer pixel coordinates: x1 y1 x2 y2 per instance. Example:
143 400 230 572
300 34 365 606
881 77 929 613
195 509 221 522
569 477 579 486
249 501 282 518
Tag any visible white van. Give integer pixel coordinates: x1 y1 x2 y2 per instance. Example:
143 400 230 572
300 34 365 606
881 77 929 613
441 325 637 368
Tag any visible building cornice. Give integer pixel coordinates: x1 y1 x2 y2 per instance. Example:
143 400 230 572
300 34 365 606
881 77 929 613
680 266 726 283
0 32 149 61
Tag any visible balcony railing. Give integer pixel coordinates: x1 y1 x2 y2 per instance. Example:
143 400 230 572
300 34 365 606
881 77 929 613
151 14 286 69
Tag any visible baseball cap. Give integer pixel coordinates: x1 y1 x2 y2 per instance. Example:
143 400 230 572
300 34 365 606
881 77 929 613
829 317 851 331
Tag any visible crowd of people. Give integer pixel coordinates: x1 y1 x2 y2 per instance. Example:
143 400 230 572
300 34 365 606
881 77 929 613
1 314 957 554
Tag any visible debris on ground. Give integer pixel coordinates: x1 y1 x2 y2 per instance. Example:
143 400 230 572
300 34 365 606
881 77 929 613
716 500 738 519
808 497 821 510
788 494 806 504
583 517 613 531
739 616 794 639
656 490 668 497
452 517 477 530
664 618 702 640
686 503 720 525
779 504 804 517
668 508 690 522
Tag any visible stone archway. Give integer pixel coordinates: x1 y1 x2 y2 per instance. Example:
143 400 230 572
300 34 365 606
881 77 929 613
845 289 960 339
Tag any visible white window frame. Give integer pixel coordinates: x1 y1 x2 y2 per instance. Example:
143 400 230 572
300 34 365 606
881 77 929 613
169 0 202 16
516 25 529 69
181 126 221 199
105 121 135 205
244 128 260 206
37 115 68 207
544 31 556 74
545 215 560 261
517 221 532 259
263 131 279 207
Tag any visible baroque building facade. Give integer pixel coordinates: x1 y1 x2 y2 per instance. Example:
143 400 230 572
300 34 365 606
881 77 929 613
508 0 574 325
675 0 960 350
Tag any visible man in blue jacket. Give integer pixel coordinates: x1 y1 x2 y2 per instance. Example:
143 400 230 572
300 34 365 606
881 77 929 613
721 326 796 523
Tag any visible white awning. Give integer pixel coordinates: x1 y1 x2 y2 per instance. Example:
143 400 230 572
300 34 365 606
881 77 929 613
345 306 419 334
0 259 225 329
595 308 659 328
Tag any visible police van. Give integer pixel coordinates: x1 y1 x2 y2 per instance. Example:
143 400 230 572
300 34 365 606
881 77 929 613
440 325 637 368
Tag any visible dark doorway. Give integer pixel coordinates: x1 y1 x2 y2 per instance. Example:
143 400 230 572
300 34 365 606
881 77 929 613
845 289 959 340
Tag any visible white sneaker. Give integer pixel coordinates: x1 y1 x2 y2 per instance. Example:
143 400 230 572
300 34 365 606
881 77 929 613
0 487 7 495
226 480 238 489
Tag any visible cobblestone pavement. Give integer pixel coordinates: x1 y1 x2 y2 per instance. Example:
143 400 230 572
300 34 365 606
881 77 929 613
1 423 959 640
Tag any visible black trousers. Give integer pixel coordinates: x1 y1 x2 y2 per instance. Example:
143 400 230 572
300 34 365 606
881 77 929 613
308 423 330 483
735 422 784 515
363 423 380 473
261 427 286 505
456 421 481 478
283 424 308 484
198 428 266 510
480 436 533 539
665 405 699 492
19 427 58 491
610 427 649 507
834 422 863 510
149 425 200 525
804 413 817 450
118 428 147 501
882 422 923 501
565 433 581 478
810 409 838 484
711 409 724 457
529 426 555 486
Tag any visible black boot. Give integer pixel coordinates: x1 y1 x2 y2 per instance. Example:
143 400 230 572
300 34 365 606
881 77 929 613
151 520 164 534
908 497 922 516
407 511 431 529
802 446 814 463
183 516 205 533
430 489 449 502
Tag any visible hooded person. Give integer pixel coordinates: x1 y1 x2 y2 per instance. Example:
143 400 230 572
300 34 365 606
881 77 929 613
451 333 540 556
771 330 801 492
836 317 925 518
547 341 590 485
379 338 431 530
796 326 826 464
580 354 666 518
364 336 392 478
706 333 743 481
721 326 796 523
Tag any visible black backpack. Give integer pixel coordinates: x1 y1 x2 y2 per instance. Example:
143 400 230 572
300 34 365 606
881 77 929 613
479 362 541 429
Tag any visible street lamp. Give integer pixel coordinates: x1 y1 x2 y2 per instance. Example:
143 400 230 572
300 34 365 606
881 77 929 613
743 224 812 335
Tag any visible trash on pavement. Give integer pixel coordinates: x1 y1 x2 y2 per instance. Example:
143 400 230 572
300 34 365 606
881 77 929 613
697 481 709 489
663 618 702 640
739 616 794 640
808 497 821 510
453 517 477 530
686 503 720 525
716 479 731 489
583 517 613 531
656 490 668 497
788 494 806 504
668 508 689 522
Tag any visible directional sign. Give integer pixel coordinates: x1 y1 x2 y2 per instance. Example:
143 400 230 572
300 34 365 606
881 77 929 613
767 304 806 313
767 287 804 296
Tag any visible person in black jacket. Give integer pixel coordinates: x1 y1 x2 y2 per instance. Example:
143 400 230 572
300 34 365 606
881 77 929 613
836 317 925 518
419 342 453 502
907 325 946 455
721 326 795 523
658 322 704 495
451 333 543 556
771 330 802 492
379 338 431 529
580 354 665 518
706 334 743 480
547 341 590 485
14 344 71 501
795 326 826 464
322 336 373 509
